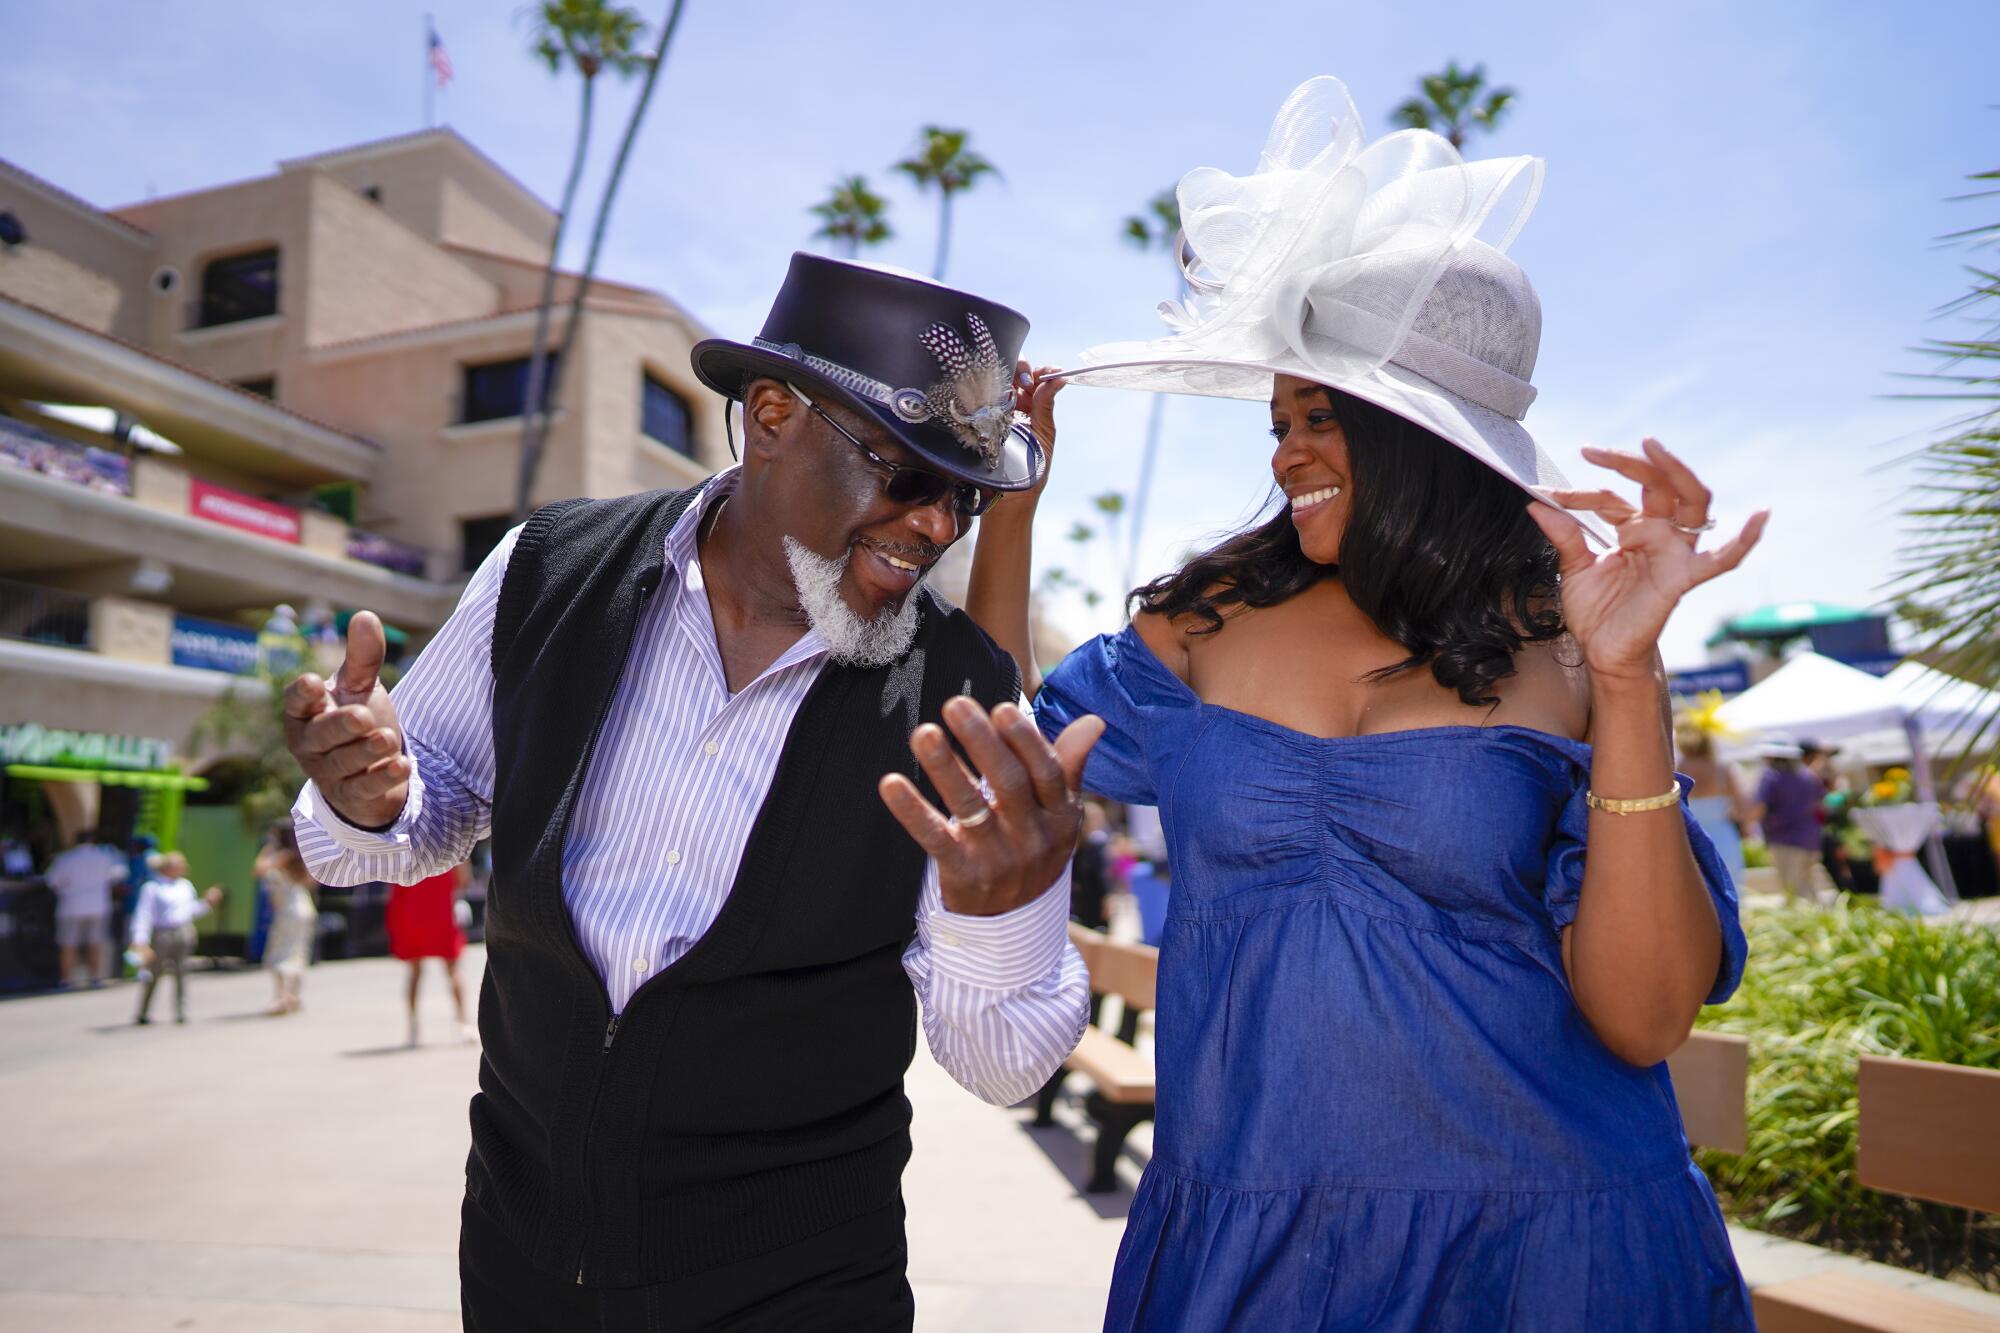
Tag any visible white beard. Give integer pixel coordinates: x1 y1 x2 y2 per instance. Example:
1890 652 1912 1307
782 536 925 668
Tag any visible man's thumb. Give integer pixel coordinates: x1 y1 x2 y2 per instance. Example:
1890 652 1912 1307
336 611 387 697
1053 714 1106 792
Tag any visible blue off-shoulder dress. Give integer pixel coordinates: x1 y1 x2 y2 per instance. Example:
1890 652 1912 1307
1037 627 1754 1332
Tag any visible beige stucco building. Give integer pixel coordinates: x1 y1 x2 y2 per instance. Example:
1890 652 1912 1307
0 128 728 783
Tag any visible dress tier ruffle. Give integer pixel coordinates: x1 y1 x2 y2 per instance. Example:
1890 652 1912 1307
1036 628 1753 1333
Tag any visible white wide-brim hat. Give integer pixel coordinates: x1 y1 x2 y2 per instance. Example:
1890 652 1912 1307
1061 76 1588 525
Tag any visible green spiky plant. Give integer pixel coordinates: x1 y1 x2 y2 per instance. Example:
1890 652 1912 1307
810 175 893 258
1694 900 2000 1286
1889 166 2000 764
1121 188 1183 600
894 127 999 281
1389 61 1515 151
514 0 689 523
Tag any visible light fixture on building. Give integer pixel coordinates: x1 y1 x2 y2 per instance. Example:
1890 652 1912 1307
0 212 25 248
129 558 173 596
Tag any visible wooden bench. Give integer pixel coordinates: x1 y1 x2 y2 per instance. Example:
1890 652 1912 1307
1033 923 1157 1192
1751 1055 2000 1331
1666 1029 1749 1154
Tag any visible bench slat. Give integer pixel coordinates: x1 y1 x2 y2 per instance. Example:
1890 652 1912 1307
1665 1030 1749 1155
1067 1025 1155 1104
1857 1055 2000 1214
1753 1270 2000 1332
1089 938 1158 1009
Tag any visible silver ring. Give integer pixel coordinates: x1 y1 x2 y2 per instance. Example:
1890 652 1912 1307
950 803 993 831
1670 517 1716 536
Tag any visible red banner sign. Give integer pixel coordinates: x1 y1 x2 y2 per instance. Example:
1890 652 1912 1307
189 478 301 544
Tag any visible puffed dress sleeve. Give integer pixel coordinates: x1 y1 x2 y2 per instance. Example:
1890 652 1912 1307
1544 773 1749 1004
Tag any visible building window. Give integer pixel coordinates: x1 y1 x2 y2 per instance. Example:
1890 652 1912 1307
197 248 279 327
641 373 695 458
461 354 557 425
461 514 516 574
235 377 276 399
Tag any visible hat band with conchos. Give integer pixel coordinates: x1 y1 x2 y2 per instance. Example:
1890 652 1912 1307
750 324 1022 468
690 254 1044 491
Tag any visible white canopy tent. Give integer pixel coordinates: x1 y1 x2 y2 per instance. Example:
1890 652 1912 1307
1712 653 1907 749
1710 652 1999 904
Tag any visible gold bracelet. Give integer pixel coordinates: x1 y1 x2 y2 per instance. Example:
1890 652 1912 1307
1585 785 1682 815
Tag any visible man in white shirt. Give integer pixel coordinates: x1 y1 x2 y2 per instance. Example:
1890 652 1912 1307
44 830 127 987
129 852 222 1025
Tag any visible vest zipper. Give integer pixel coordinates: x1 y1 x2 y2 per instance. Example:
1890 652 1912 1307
569 568 658 1289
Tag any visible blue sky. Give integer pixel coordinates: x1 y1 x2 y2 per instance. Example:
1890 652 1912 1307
8 0 1998 665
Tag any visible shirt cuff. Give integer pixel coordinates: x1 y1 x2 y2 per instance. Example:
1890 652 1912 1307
920 861 1073 991
296 762 424 854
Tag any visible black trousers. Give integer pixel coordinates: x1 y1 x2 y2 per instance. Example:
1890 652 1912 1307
459 1196 913 1332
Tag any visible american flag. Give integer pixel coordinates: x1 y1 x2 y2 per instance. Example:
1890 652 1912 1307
428 26 454 89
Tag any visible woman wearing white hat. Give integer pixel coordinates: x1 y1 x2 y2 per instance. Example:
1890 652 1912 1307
979 78 1765 1331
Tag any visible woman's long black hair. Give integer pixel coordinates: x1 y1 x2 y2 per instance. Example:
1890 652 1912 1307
1132 386 1566 708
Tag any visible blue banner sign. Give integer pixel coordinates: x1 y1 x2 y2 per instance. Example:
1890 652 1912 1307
1667 662 1751 697
171 616 260 675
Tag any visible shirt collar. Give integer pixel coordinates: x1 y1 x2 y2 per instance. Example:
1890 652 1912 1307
663 468 831 672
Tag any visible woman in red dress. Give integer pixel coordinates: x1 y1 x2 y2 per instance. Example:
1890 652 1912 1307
385 861 473 1046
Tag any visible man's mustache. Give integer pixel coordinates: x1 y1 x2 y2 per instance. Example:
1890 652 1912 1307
858 537 945 567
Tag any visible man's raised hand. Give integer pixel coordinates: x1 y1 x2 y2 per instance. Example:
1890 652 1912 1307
282 610 410 830
879 697 1105 917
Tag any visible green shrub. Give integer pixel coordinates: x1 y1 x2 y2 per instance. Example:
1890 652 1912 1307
1694 898 2000 1287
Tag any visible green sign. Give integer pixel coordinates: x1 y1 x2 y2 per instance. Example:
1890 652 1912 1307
0 723 175 772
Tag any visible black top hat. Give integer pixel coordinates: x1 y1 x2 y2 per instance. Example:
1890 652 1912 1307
691 253 1043 491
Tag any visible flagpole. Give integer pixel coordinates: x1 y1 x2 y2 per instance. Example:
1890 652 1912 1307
424 13 435 128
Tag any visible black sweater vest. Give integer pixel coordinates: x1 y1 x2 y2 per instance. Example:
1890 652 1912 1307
468 486 1019 1285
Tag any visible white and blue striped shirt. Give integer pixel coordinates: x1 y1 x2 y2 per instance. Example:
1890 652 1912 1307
294 474 1087 1105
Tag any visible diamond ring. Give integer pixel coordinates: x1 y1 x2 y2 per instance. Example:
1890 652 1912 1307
951 804 994 831
1670 517 1716 536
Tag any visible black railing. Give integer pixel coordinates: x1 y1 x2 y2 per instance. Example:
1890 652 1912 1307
0 577 90 650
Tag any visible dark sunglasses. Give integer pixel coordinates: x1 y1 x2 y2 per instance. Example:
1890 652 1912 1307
790 385 1001 518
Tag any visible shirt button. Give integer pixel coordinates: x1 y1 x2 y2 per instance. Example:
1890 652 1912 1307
632 957 648 972
666 850 682 866
941 932 962 948
703 740 720 757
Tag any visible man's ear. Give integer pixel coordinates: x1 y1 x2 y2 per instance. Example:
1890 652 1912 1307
742 378 799 461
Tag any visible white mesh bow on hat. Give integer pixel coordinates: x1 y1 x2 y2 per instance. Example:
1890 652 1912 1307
1062 75 1579 508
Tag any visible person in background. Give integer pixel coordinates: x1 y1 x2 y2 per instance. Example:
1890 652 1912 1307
1674 719 1747 887
1751 742 1826 902
45 829 127 988
1801 742 1855 893
129 852 222 1024
1968 764 2000 882
385 861 474 1047
256 824 318 1016
1071 799 1112 930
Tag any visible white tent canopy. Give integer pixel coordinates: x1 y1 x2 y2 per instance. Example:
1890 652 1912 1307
1712 653 1907 749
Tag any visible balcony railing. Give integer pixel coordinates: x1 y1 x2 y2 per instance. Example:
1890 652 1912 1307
346 528 430 577
0 576 91 650
0 416 131 497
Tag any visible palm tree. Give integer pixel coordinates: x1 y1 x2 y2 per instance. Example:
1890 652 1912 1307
1389 61 1515 151
1891 165 2000 762
894 127 999 281
1121 188 1184 597
517 0 687 520
513 2 649 522
810 175 893 258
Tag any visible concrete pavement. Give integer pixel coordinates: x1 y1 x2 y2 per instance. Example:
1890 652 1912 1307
0 949 1129 1331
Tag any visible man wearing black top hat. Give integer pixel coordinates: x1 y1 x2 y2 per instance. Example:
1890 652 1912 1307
284 255 1097 1330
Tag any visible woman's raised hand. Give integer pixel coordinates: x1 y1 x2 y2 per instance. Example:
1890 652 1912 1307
1529 438 1768 684
993 360 1065 515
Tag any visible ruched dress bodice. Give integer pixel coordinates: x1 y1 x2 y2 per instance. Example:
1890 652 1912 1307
1037 626 1753 1332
